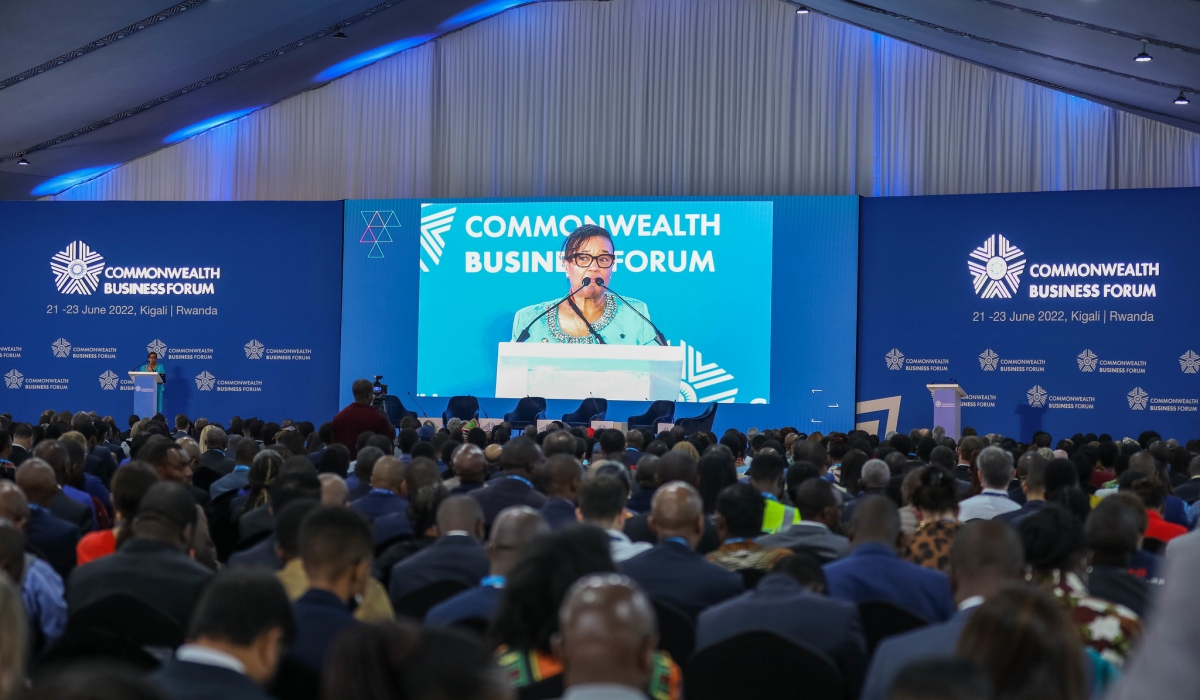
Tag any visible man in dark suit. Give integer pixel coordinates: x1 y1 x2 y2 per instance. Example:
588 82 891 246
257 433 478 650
822 496 954 623
621 482 743 621
8 423 33 467
194 426 236 492
1174 456 1200 504
426 505 548 627
284 506 369 674
13 461 84 575
151 569 295 700
0 479 80 578
538 454 582 530
996 453 1049 526
696 555 869 698
860 521 1025 700
66 482 214 629
348 456 408 522
468 437 546 528
389 496 489 606
31 442 94 533
624 452 720 554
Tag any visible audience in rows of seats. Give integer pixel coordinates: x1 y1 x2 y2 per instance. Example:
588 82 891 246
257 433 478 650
0 393 1196 700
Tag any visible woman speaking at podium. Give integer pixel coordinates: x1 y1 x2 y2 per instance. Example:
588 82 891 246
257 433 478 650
138 351 166 414
510 224 660 345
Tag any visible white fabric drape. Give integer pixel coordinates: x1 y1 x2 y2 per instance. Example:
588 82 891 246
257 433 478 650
48 0 1200 201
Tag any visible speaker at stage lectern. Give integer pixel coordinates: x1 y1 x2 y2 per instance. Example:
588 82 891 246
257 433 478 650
129 371 164 417
927 383 966 441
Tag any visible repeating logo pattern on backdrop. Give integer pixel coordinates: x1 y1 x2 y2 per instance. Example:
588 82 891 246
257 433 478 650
244 340 265 360
1077 350 1098 372
4 370 23 389
885 349 904 371
147 339 167 357
968 235 1026 299
52 338 72 358
1128 387 1149 410
1027 385 1048 408
51 241 105 295
195 372 216 391
978 349 999 371
99 371 119 390
1181 351 1200 374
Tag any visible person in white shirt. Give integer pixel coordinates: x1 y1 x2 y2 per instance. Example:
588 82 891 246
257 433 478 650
150 569 294 700
578 474 651 563
957 447 1021 521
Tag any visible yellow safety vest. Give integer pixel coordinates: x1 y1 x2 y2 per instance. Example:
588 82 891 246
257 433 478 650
761 496 800 535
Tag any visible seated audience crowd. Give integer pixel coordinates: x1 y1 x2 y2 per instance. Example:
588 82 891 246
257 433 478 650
0 379 1196 700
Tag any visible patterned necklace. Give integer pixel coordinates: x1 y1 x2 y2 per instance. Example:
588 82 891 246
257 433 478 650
546 294 618 343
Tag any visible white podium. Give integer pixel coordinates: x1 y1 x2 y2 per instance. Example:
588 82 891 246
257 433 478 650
496 342 684 401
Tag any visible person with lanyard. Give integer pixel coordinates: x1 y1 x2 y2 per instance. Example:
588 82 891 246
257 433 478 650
426 506 549 627
745 452 799 535
957 446 1021 521
138 351 167 415
467 436 547 531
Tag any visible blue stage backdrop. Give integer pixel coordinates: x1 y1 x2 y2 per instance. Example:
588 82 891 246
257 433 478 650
341 197 858 432
0 202 344 424
857 187 1200 441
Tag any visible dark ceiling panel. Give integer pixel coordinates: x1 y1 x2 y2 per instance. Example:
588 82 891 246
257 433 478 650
0 0 180 76
0 0 1197 201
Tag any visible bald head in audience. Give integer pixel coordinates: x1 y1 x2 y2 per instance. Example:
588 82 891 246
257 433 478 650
370 456 405 496
948 520 1024 603
488 506 550 578
555 574 658 692
0 482 30 530
436 495 485 541
648 481 705 549
542 454 583 502
848 494 901 549
319 473 349 506
15 460 59 507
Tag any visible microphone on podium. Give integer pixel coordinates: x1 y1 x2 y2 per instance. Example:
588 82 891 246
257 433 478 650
595 279 668 346
516 278 592 342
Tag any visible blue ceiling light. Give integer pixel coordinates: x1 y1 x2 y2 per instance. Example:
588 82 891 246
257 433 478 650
438 0 531 31
313 34 435 82
163 107 261 144
31 165 119 196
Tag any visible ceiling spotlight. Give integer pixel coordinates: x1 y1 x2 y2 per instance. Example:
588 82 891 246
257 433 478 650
334 31 348 39
17 157 28 165
1175 90 1190 105
796 6 809 13
1134 41 1152 62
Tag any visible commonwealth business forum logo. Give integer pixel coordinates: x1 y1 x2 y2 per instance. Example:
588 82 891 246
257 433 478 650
195 372 216 391
978 349 999 371
51 241 105 295
244 340 265 360
968 235 1026 299
1026 385 1048 408
1127 387 1149 410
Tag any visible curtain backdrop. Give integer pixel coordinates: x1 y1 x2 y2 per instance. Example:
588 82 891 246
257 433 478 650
48 0 1200 201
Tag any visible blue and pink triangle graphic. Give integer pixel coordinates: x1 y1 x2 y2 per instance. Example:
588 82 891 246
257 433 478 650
360 210 399 258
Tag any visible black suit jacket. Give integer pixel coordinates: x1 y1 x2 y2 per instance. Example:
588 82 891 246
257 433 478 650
49 491 93 534
151 659 272 700
199 449 236 476
26 505 81 578
695 573 868 698
620 540 743 620
66 538 214 628
85 446 118 489
624 513 720 555
227 535 283 571
1174 478 1200 505
388 535 489 604
468 476 547 527
9 444 29 467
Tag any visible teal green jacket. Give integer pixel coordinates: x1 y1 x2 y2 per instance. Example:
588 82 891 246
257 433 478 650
511 295 658 345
